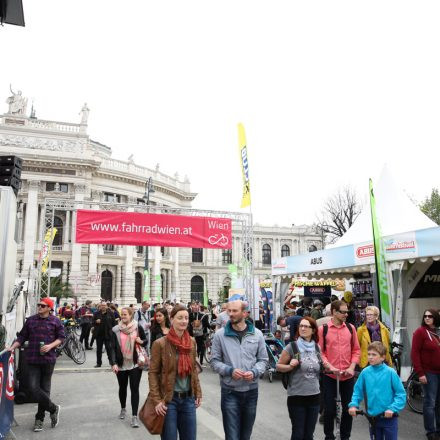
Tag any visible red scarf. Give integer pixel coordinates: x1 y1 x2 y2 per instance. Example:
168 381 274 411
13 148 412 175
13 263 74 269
167 327 193 377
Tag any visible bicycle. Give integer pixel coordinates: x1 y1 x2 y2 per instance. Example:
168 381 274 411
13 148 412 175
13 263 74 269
406 368 424 414
391 341 403 377
56 321 86 364
204 329 214 364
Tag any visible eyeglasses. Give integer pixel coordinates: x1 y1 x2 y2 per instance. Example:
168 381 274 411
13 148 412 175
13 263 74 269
337 310 349 315
299 324 312 329
424 315 434 319
37 304 48 308
365 314 376 317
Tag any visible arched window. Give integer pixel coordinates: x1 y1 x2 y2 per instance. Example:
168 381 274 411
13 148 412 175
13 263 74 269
52 216 63 247
192 248 203 263
281 244 290 257
135 272 142 304
309 244 318 252
101 269 113 301
262 244 272 265
191 275 204 303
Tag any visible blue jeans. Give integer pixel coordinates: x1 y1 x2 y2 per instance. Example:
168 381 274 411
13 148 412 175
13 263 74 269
221 387 258 440
287 399 320 440
369 416 398 440
161 396 196 440
423 372 440 435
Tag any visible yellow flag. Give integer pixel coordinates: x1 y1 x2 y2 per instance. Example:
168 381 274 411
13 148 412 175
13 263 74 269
40 227 58 273
238 123 251 208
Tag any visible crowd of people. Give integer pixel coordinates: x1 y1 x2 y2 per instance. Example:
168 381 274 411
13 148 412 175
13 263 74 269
4 294 440 440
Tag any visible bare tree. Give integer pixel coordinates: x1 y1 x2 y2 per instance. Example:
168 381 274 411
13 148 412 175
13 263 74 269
316 186 362 244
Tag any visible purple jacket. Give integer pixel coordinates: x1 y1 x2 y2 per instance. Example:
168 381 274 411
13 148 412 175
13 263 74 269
17 314 65 364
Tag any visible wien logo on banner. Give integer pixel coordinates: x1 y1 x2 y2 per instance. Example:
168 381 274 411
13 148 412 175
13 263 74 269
0 351 14 438
75 210 232 249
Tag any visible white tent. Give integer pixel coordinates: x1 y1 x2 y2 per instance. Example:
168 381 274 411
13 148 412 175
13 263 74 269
328 166 436 249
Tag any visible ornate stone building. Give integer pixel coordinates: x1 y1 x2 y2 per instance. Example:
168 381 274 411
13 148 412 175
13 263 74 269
0 91 322 305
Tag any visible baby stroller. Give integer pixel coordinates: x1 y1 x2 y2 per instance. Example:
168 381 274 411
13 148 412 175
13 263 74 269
263 331 285 382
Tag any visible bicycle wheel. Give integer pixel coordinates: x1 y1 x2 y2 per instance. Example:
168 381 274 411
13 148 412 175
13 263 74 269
407 373 424 414
392 356 401 377
67 336 86 364
74 324 82 337
204 342 212 364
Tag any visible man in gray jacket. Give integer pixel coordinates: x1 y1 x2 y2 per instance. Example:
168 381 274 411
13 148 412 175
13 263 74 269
211 300 268 440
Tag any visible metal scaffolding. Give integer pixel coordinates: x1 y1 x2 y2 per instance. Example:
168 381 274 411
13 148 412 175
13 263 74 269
38 198 254 309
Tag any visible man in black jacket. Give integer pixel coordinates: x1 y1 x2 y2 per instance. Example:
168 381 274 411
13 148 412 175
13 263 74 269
93 302 116 368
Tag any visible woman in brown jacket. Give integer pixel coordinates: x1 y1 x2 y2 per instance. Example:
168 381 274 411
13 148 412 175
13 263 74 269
149 304 202 440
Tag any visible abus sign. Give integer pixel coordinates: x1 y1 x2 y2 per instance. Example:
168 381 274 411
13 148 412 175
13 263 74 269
76 210 232 249
356 245 374 258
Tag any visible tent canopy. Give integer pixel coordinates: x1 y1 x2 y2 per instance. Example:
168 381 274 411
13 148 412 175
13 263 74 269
272 167 440 277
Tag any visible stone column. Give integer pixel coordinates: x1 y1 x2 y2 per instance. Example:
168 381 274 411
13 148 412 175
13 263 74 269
63 210 70 250
151 247 162 302
115 265 122 303
172 247 180 301
23 181 40 272
121 200 136 305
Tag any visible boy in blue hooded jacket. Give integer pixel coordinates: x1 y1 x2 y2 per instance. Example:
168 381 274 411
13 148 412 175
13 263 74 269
349 341 406 440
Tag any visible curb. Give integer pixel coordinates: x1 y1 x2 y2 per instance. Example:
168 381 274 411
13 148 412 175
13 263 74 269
54 367 112 374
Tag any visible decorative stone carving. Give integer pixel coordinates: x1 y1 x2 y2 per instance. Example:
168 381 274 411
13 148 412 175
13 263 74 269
74 183 88 194
6 87 28 115
0 134 82 153
28 181 40 191
91 189 102 201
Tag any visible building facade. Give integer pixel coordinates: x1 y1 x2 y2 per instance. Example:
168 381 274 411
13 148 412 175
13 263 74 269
0 91 322 305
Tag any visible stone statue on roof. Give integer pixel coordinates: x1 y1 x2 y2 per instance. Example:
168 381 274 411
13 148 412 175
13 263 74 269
6 86 28 115
80 103 90 125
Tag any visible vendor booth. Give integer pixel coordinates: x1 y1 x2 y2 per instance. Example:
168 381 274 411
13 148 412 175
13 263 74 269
272 169 440 378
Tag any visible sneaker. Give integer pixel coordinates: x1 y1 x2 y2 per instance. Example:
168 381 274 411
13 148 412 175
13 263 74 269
33 420 43 432
50 405 61 428
119 408 126 420
94 364 101 368
131 416 139 428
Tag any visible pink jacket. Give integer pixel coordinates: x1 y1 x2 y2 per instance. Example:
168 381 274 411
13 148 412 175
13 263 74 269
318 319 361 381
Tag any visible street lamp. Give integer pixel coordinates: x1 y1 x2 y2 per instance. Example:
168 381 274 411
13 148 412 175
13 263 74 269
142 177 155 301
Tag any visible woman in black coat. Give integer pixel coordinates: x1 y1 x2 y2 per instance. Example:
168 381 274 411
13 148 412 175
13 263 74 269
149 307 171 348
110 307 148 428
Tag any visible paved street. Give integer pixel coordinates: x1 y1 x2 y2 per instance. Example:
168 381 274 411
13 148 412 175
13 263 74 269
10 348 425 440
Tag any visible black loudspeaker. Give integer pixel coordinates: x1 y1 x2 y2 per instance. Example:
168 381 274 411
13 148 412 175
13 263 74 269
0 0 25 27
0 165 22 179
0 155 23 168
0 156 23 196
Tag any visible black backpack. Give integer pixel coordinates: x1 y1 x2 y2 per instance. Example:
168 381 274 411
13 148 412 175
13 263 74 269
322 322 354 352
281 341 322 390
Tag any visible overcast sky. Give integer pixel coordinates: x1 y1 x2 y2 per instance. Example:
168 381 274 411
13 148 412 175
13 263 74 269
1 1 439 227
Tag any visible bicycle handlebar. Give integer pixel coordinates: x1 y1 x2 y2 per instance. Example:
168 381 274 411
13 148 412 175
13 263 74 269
355 410 399 418
391 342 403 349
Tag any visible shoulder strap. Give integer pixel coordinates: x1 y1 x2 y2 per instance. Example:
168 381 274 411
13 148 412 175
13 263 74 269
346 323 354 348
323 323 328 352
290 340 299 356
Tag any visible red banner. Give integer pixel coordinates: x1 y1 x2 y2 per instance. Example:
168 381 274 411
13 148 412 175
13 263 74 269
75 209 232 249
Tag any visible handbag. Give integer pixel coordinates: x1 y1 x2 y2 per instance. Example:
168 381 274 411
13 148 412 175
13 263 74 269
135 343 150 368
139 393 165 435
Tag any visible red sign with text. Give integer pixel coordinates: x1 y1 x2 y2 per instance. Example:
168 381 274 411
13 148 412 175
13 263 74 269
75 209 232 249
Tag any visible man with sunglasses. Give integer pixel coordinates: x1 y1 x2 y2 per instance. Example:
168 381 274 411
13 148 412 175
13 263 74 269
8 297 65 432
318 300 360 440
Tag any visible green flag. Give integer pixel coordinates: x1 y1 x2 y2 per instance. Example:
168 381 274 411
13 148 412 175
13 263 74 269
203 288 209 307
369 179 392 329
